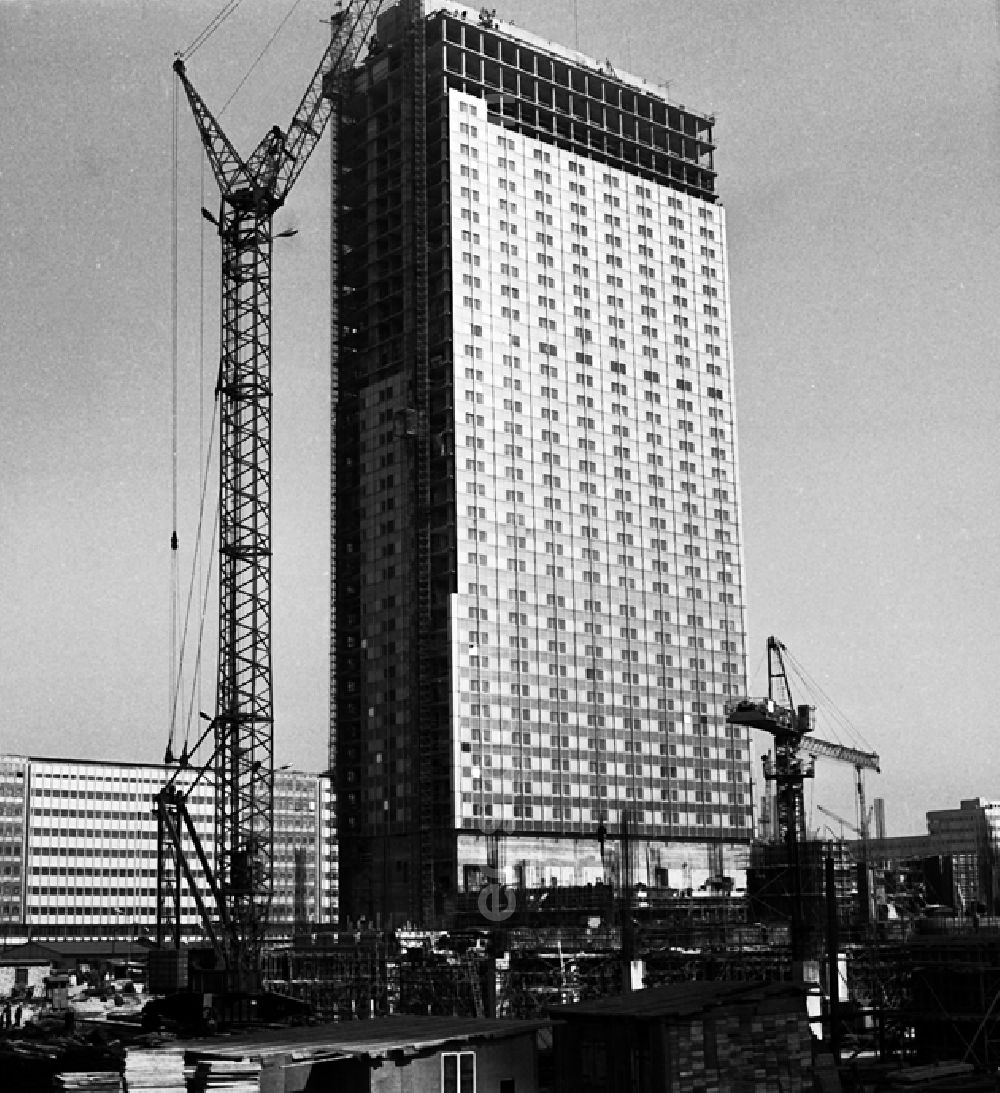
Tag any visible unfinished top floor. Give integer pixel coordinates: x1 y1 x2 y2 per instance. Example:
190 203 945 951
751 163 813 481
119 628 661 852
364 1 717 202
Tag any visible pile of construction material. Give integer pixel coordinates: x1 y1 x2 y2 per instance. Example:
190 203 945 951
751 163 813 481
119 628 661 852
664 1009 811 1091
190 1058 262 1093
53 1073 122 1093
123 1046 186 1093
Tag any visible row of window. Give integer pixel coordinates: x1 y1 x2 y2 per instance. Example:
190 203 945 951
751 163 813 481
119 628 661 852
463 802 747 827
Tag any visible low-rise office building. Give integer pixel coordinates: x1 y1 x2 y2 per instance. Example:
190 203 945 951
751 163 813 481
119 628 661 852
859 798 1000 913
0 755 335 943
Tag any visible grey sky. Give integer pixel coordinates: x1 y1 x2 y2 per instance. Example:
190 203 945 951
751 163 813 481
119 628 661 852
2 0 997 836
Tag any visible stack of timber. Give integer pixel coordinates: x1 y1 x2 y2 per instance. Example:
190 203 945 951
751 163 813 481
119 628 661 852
743 1010 810 1092
886 1061 994 1091
662 1009 809 1092
53 1073 122 1093
190 1058 262 1093
123 1047 186 1093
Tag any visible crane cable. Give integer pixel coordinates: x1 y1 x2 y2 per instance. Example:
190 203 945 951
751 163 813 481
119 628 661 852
167 322 222 763
170 149 222 761
168 61 222 764
183 487 222 755
168 72 181 764
177 410 222 757
182 0 244 62
747 644 767 698
180 0 310 112
197 160 208 730
781 645 875 754
219 0 309 116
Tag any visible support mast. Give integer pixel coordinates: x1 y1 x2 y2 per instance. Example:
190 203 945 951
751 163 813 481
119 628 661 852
159 3 385 990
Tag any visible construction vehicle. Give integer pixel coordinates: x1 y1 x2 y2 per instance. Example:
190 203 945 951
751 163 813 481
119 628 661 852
151 1 386 1025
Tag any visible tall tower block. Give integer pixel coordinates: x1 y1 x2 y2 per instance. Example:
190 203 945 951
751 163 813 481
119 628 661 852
332 2 752 926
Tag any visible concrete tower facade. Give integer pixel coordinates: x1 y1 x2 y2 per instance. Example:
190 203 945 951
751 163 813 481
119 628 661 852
332 2 752 926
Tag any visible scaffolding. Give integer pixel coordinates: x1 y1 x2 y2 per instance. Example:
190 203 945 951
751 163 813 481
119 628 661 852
433 10 716 201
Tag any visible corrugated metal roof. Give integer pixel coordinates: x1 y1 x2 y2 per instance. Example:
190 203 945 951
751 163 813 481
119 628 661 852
184 1015 550 1063
548 980 808 1019
43 940 150 958
0 941 64 965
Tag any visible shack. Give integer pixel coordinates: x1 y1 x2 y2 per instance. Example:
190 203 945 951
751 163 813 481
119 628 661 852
0 941 62 1000
184 1014 549 1093
549 980 815 1093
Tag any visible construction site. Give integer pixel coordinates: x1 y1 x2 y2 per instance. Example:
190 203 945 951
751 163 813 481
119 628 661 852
2 2 998 1092
242 637 1000 1078
5 611 996 1091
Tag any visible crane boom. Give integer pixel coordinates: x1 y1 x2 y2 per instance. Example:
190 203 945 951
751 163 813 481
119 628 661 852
816 803 863 839
798 735 879 773
159 2 386 995
172 59 261 198
276 1 386 198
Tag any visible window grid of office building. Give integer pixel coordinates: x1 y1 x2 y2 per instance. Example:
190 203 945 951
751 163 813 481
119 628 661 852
449 88 749 843
0 756 334 942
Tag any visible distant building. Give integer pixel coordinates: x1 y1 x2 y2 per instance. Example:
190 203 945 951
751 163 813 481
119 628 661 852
873 796 886 840
0 755 335 943
860 797 1000 913
926 798 1000 854
925 797 1000 910
333 0 752 927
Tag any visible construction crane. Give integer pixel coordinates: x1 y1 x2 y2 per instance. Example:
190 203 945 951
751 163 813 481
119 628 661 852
728 637 881 844
727 637 815 959
156 1 386 1001
727 636 881 956
727 638 815 853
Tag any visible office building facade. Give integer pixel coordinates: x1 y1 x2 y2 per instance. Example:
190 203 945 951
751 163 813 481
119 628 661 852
0 755 335 943
854 798 1000 914
333 2 752 925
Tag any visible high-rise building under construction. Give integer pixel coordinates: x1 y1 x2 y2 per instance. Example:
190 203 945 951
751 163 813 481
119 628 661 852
332 1 752 926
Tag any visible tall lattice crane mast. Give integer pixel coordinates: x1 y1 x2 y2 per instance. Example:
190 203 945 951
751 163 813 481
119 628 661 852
159 1 385 993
